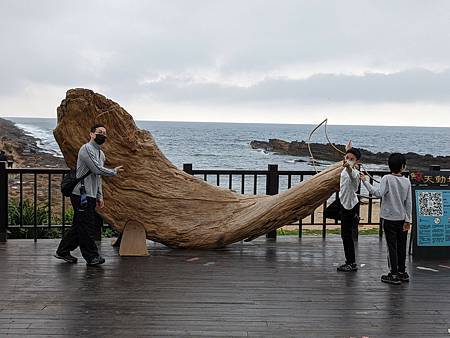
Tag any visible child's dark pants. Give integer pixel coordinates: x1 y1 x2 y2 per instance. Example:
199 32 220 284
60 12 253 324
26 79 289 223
383 219 408 274
340 203 359 264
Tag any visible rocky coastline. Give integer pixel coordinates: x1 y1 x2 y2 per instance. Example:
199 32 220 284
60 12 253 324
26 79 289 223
250 139 450 171
0 117 65 168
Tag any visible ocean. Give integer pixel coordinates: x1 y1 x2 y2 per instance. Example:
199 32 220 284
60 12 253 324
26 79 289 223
5 117 450 171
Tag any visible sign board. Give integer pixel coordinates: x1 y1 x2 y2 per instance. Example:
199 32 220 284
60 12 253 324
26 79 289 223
411 170 450 258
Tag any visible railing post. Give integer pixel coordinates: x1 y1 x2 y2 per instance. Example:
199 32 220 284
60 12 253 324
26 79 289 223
430 165 440 171
0 162 8 242
352 186 361 242
266 164 279 239
378 173 384 240
322 201 327 239
379 217 383 239
183 163 193 175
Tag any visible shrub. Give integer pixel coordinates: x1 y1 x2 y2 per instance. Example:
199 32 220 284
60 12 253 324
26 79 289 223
8 199 48 226
7 198 117 239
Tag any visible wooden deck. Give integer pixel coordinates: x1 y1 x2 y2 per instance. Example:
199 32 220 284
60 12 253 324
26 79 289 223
0 236 449 337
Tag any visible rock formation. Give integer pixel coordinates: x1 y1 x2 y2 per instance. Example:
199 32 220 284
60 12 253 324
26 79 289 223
54 89 343 253
251 139 450 171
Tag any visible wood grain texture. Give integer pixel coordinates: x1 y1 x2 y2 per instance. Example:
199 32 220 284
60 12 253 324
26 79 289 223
53 88 342 248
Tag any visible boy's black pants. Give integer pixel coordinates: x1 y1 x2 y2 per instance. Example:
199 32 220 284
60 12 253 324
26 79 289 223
340 203 359 264
383 219 408 274
56 195 100 262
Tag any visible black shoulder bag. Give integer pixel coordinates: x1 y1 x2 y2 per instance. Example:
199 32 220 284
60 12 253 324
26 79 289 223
61 169 91 197
324 197 342 221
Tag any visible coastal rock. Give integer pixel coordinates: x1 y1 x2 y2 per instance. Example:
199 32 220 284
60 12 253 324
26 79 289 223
250 138 450 171
54 88 343 251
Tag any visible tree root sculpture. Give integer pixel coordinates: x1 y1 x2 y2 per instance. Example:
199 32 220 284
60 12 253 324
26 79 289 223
54 89 343 252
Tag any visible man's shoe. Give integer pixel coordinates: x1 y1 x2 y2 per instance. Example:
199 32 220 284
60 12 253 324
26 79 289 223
398 272 410 282
381 273 401 285
337 263 358 272
54 253 78 263
87 256 105 266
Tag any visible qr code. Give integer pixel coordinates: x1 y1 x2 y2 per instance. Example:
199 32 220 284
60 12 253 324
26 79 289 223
419 192 443 216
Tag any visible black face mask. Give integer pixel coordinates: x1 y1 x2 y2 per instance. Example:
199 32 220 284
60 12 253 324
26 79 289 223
94 134 107 145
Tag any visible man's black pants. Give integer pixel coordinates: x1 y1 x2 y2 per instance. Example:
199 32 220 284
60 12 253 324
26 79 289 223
57 195 100 262
340 203 359 264
383 219 407 274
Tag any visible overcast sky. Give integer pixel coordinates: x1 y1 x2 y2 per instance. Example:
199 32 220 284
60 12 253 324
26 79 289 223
1 0 449 126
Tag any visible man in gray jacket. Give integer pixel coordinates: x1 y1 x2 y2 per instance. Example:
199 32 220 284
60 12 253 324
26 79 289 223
55 124 123 266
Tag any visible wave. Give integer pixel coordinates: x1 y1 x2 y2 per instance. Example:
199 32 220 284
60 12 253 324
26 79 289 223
192 153 220 157
15 123 63 157
253 149 271 155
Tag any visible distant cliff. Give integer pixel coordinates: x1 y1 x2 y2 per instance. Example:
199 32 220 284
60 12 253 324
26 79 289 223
250 139 450 171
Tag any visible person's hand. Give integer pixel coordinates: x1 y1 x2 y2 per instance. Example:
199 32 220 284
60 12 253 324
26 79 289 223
115 165 124 174
97 199 105 209
403 222 411 232
360 172 366 181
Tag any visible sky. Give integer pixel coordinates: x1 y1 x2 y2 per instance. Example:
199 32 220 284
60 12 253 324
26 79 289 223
1 0 450 126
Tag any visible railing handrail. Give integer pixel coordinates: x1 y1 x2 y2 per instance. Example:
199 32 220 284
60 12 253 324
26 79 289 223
191 169 270 175
189 169 400 176
5 167 70 174
2 166 401 176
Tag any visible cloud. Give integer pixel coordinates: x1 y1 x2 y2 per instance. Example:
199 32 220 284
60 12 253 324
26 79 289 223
135 68 450 104
0 0 450 125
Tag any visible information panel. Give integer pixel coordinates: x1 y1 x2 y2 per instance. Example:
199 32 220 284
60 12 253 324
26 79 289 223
411 170 450 258
415 189 450 246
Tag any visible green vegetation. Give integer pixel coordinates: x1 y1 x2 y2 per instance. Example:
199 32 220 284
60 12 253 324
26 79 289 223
8 198 74 226
277 227 380 236
8 199 49 227
7 198 118 239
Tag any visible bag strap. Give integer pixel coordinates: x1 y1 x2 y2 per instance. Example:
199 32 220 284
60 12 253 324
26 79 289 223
80 170 91 180
79 149 100 186
79 170 91 187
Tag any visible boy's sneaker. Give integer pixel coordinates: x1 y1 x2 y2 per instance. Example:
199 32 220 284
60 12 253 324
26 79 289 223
398 272 410 282
337 263 358 272
54 253 78 263
381 273 401 285
86 256 105 266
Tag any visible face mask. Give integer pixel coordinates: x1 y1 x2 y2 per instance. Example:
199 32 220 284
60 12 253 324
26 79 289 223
94 134 107 145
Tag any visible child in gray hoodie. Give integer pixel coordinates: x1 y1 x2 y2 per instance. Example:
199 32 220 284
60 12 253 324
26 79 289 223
361 153 412 285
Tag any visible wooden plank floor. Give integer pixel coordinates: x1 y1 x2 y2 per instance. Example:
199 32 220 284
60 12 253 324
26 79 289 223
0 236 449 337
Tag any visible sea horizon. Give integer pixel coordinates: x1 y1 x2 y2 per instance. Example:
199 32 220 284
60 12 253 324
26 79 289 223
3 116 450 172
4 115 450 129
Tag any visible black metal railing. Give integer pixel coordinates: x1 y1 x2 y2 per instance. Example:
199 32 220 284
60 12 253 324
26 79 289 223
1 161 392 242
0 162 72 242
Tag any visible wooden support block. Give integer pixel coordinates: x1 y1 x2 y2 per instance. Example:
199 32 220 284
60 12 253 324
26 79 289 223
119 222 149 256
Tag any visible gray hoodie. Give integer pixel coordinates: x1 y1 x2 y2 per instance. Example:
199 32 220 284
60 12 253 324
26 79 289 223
72 141 117 199
362 174 412 223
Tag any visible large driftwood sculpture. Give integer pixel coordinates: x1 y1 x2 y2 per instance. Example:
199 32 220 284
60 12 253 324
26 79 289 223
54 89 343 253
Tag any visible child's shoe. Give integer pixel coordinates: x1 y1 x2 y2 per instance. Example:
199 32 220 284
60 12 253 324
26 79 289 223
398 272 409 282
381 273 401 285
337 263 358 272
